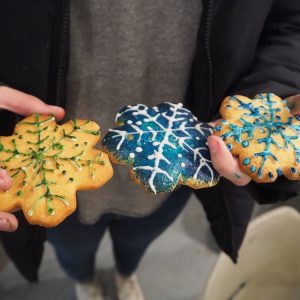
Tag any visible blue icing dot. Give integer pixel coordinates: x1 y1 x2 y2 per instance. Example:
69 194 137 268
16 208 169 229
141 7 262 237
221 120 227 124
268 172 273 179
275 115 281 120
296 116 300 121
242 140 249 148
226 105 232 109
277 168 283 176
243 158 251 165
254 119 260 125
226 143 233 151
291 167 296 174
250 166 256 173
215 126 222 132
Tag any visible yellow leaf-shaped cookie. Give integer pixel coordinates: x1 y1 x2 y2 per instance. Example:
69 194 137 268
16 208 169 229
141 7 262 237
0 114 113 227
214 93 300 183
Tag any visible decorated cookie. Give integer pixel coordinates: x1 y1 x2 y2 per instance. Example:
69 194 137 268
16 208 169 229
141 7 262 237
102 102 219 193
0 114 113 227
214 93 300 182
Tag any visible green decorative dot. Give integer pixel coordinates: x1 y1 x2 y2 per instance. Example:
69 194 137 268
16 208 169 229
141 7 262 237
62 170 67 175
69 178 74 182
48 208 55 215
16 191 23 197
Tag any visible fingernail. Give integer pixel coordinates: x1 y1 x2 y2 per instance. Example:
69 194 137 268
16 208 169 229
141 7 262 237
53 107 65 119
208 139 218 154
287 102 295 110
0 218 12 232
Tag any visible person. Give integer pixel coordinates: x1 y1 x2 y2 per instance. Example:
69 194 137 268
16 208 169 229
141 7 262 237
0 1 300 300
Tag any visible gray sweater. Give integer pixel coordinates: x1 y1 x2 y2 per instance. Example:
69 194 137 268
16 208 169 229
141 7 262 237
66 0 202 224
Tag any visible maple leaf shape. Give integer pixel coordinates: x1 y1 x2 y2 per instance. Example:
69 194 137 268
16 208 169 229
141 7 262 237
214 93 300 182
102 103 219 193
0 114 113 227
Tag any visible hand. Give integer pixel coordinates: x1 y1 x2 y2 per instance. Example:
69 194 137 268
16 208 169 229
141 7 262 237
286 94 300 115
207 94 299 186
207 135 251 186
0 86 65 118
0 86 65 231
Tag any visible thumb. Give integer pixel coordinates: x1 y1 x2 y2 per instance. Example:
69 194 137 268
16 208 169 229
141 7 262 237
286 94 300 116
207 135 251 186
0 86 65 120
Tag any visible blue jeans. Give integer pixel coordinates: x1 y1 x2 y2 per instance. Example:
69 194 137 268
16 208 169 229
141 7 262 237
47 187 191 282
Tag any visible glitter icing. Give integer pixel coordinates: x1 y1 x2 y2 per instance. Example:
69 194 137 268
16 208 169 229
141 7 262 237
214 93 300 182
103 102 219 193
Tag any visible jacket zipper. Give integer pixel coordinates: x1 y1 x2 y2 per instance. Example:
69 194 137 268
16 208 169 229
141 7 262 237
55 0 70 106
204 0 214 120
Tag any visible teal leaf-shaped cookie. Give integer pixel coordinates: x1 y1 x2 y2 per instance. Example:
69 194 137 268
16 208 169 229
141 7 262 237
102 103 219 193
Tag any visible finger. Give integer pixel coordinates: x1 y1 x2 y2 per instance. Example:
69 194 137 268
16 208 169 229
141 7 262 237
208 120 217 127
0 212 18 232
207 135 251 186
0 169 12 191
286 94 300 115
0 86 65 120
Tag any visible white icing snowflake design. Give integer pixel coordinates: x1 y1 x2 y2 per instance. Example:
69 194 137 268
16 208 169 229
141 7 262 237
103 103 219 193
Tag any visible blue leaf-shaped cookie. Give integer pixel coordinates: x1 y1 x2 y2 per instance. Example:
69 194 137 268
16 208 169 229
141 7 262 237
103 103 219 193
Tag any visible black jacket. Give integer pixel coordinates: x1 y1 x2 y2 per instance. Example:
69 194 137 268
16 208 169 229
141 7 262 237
1 0 300 281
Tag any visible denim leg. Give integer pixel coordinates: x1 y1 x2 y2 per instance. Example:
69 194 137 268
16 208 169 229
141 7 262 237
47 211 109 282
109 187 192 276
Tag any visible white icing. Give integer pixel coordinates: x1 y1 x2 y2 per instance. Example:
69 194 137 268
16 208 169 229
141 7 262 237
129 152 135 158
136 147 143 152
178 154 182 158
127 120 133 125
181 162 186 168
136 121 142 125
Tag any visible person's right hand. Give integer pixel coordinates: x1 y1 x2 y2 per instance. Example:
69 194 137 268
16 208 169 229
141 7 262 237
0 86 65 232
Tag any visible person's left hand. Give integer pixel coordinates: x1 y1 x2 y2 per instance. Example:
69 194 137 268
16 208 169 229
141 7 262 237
207 94 300 186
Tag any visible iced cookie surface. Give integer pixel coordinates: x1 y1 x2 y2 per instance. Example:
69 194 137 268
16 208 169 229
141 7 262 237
103 102 219 193
0 114 113 227
214 93 300 182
